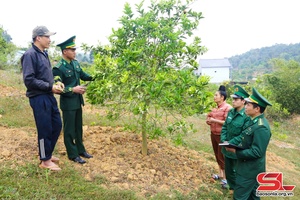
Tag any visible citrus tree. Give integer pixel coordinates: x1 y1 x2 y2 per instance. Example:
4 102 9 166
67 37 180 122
262 59 300 114
87 0 211 155
0 26 17 69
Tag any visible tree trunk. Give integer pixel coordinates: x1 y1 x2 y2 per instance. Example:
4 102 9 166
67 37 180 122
141 106 148 156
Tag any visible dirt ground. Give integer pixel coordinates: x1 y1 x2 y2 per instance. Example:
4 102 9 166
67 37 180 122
0 84 220 197
0 84 298 198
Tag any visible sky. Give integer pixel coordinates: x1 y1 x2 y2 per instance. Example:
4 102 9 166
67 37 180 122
1 0 299 59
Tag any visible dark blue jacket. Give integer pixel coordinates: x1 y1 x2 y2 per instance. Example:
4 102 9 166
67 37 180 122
21 44 53 97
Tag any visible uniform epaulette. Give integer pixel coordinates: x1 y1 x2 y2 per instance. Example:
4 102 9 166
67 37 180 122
258 118 264 126
53 60 63 68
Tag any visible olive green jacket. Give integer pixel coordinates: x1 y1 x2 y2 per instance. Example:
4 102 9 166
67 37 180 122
220 107 250 159
52 59 93 111
229 114 271 179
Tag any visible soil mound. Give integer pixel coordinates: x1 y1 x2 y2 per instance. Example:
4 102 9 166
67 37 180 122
0 125 217 197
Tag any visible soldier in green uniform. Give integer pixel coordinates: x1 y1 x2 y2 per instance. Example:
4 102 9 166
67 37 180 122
53 36 94 164
226 87 272 200
220 85 250 190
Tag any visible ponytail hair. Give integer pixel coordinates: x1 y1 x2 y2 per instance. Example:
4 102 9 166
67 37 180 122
218 85 227 100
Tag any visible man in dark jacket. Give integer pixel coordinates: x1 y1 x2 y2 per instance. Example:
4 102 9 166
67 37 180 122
53 36 93 164
21 26 64 171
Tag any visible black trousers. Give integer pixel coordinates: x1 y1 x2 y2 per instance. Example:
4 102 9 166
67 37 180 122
29 94 62 161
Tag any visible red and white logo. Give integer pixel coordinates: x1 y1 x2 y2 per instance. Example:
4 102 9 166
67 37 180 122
256 172 296 197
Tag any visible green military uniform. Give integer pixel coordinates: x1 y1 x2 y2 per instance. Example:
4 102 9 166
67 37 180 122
220 85 250 190
229 88 272 200
52 36 93 159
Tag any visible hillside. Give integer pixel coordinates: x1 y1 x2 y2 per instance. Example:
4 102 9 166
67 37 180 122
0 83 223 198
228 43 300 81
0 81 299 199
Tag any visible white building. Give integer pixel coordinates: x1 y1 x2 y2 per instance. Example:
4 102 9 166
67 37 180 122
7 50 25 65
194 59 231 83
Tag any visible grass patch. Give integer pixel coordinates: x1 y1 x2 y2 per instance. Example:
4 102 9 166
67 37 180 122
272 119 300 149
0 96 34 127
0 69 24 90
1 69 300 199
151 185 232 200
183 115 213 154
0 162 139 200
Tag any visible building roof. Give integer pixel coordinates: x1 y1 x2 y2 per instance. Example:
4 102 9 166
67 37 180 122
199 59 231 68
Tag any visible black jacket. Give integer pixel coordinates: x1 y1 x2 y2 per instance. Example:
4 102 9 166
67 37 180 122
21 44 53 97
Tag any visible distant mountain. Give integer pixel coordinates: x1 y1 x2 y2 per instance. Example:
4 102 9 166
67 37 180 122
228 43 300 81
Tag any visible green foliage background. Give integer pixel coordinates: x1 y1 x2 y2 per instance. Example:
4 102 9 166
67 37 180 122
86 0 212 151
262 59 300 115
229 43 300 81
0 26 17 69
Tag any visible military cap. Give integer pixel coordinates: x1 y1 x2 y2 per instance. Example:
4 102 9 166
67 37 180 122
230 85 250 99
56 35 76 50
245 87 272 108
32 26 56 38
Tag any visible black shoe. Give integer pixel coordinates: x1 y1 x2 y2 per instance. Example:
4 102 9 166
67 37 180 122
79 152 93 158
70 156 86 164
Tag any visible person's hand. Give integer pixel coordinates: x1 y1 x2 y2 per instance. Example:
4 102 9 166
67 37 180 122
225 147 236 153
72 85 86 94
52 82 64 94
206 117 212 125
55 81 64 91
206 117 215 124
